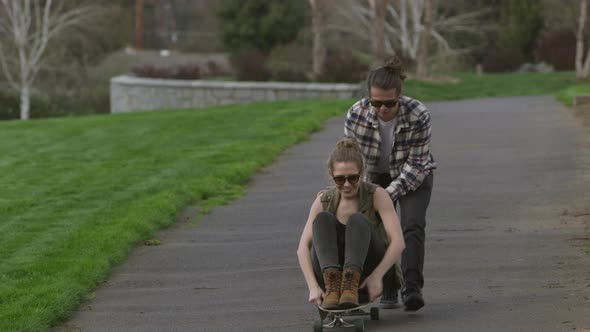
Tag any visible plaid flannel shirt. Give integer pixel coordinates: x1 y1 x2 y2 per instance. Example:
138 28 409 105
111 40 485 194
344 96 437 202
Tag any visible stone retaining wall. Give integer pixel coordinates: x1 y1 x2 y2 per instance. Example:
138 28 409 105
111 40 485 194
573 95 590 126
110 75 362 113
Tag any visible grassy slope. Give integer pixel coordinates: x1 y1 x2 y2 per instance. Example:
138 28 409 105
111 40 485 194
0 99 349 331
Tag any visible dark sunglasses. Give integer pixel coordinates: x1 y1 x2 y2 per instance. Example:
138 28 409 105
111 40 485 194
370 99 398 108
332 174 361 186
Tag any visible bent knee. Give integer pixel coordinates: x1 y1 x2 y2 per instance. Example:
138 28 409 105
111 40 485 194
313 211 337 225
348 212 370 227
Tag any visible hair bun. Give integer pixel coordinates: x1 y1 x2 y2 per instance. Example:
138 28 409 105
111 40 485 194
383 56 407 81
328 139 365 176
337 139 360 152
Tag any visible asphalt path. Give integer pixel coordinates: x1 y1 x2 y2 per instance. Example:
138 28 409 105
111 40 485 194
56 96 590 332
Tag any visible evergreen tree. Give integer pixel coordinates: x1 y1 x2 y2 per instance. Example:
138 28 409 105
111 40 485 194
217 0 306 55
497 0 544 61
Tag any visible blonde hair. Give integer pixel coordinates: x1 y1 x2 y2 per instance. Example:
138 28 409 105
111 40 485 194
327 139 364 175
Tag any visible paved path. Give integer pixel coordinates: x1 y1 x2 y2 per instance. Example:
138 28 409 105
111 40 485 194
56 96 590 332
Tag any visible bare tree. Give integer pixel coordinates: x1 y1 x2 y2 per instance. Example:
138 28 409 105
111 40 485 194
155 0 177 50
576 0 590 80
369 0 388 67
416 0 434 78
389 0 424 61
0 0 95 120
309 0 327 81
328 0 489 71
136 0 144 49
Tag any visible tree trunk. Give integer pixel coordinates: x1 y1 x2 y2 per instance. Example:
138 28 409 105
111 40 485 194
371 0 387 67
583 47 590 79
416 0 433 79
20 84 30 120
309 0 326 81
399 0 409 58
576 0 588 80
136 0 144 49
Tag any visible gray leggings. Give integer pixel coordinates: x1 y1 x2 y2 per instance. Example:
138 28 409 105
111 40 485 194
311 211 385 288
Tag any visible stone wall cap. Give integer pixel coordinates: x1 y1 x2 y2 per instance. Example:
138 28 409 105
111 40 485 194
111 75 360 91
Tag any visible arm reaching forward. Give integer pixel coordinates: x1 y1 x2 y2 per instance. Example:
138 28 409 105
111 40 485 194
360 187 405 301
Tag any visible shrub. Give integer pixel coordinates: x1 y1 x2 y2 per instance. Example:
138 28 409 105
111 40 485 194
132 64 202 80
217 0 305 55
535 29 575 71
230 51 270 81
174 64 201 80
0 90 21 120
0 92 70 120
319 55 369 83
132 65 174 79
206 61 226 77
497 0 543 61
269 68 309 82
481 48 525 73
0 84 111 121
267 41 310 82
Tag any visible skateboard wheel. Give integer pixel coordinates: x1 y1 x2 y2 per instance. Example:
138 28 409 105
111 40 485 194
354 319 365 332
313 319 323 332
317 307 327 321
370 307 379 320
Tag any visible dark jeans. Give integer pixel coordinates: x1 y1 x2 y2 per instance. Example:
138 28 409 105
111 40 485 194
311 211 385 290
375 172 434 289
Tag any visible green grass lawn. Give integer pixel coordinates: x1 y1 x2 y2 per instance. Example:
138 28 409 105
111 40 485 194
405 71 579 102
0 71 586 331
555 83 590 106
0 99 350 331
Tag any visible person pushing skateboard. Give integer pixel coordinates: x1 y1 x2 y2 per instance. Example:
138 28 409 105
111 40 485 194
344 56 436 311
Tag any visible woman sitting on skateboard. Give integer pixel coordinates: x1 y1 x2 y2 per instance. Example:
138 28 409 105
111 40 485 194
297 139 405 309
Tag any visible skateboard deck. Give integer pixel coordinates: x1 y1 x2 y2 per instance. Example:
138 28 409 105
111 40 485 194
314 303 378 332
318 303 370 313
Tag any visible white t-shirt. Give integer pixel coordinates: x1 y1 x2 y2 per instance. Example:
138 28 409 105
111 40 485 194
377 117 397 173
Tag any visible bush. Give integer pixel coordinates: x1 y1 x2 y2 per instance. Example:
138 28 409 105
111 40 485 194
269 68 309 82
497 0 543 61
0 84 111 121
132 64 202 80
0 91 21 120
218 0 306 55
230 51 270 81
267 41 310 82
319 55 369 83
481 48 525 73
0 92 69 120
205 61 226 77
174 64 202 80
535 29 575 71
132 65 174 79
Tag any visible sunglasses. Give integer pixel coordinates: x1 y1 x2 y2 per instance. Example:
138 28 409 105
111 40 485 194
332 174 361 186
370 99 398 108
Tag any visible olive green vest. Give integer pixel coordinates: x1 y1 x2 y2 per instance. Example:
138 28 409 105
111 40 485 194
319 182 389 245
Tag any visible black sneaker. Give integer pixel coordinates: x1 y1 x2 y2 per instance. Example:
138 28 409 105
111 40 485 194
379 288 401 309
401 286 425 312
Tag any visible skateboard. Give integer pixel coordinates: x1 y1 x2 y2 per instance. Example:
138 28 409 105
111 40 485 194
314 303 379 332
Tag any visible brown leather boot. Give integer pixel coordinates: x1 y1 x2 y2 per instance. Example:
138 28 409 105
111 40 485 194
338 267 361 308
320 268 342 309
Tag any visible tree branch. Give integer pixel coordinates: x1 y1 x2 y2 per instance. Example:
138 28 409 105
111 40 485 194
0 43 19 90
